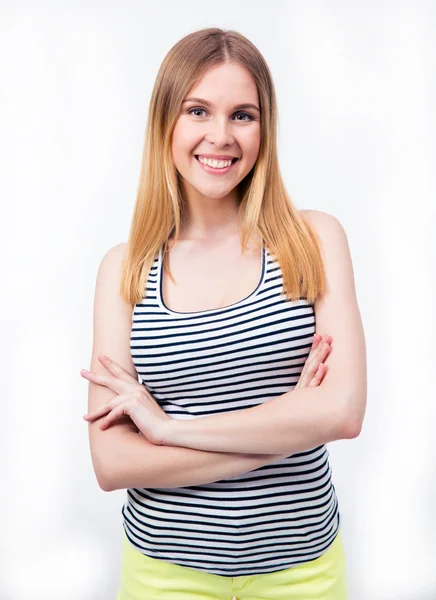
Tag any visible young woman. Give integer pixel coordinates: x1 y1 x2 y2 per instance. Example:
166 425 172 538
81 27 366 600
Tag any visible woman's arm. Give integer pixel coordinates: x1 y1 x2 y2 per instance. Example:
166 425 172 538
163 384 350 455
99 423 287 491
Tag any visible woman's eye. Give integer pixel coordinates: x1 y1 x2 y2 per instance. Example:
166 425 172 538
187 108 254 122
189 108 207 117
234 112 254 121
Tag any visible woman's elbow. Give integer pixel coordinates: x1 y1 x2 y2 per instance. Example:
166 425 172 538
341 392 366 439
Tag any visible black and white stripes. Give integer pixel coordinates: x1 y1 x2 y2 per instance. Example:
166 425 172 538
122 243 340 576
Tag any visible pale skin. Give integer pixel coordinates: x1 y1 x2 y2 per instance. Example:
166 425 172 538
81 333 333 447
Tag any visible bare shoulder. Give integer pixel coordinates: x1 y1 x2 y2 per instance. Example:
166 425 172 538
299 208 343 233
96 242 128 283
101 241 128 265
299 209 349 259
299 208 338 224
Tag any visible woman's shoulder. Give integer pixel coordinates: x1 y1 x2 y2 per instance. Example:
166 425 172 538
94 243 129 284
112 241 128 253
102 241 128 263
299 209 347 245
299 208 339 227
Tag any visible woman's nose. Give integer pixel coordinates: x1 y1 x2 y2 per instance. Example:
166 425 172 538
205 117 234 146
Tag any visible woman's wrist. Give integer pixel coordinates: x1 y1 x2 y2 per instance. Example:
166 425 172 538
160 417 181 446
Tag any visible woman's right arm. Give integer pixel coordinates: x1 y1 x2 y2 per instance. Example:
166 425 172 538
106 432 289 491
86 243 287 492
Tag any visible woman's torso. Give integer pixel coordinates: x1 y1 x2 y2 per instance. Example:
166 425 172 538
122 237 341 577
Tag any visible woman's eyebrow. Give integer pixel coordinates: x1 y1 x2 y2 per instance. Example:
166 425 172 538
182 97 260 113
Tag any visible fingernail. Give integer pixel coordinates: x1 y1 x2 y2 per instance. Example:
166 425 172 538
81 369 88 374
99 353 107 359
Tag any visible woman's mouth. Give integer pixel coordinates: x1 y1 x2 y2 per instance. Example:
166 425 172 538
194 155 239 176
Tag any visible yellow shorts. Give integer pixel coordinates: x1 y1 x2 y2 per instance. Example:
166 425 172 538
116 527 348 600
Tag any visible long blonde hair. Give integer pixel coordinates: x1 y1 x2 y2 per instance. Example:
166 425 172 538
121 27 326 306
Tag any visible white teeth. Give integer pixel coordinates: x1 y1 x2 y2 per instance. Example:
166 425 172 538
197 156 233 168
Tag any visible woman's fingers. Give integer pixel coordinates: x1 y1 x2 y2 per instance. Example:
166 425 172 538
99 403 128 430
310 337 331 365
80 369 126 394
295 333 332 390
80 354 140 394
97 354 138 383
309 362 326 387
304 341 330 377
312 333 322 349
83 393 130 422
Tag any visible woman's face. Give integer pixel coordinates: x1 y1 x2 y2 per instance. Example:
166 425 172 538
171 62 261 202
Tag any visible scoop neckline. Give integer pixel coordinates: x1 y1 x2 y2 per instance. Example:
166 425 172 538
157 241 267 316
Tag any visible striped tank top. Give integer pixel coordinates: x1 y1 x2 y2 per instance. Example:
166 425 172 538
122 240 341 577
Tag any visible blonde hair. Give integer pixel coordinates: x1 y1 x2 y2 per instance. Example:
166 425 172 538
121 27 326 306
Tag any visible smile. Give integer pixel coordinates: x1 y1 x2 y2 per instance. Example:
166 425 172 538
194 155 239 176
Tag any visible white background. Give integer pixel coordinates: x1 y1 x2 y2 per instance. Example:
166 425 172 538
1 1 435 598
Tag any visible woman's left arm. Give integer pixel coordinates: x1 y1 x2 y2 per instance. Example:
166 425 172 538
163 211 367 455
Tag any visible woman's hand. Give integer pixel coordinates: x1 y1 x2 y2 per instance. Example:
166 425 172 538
81 354 171 445
294 333 332 390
